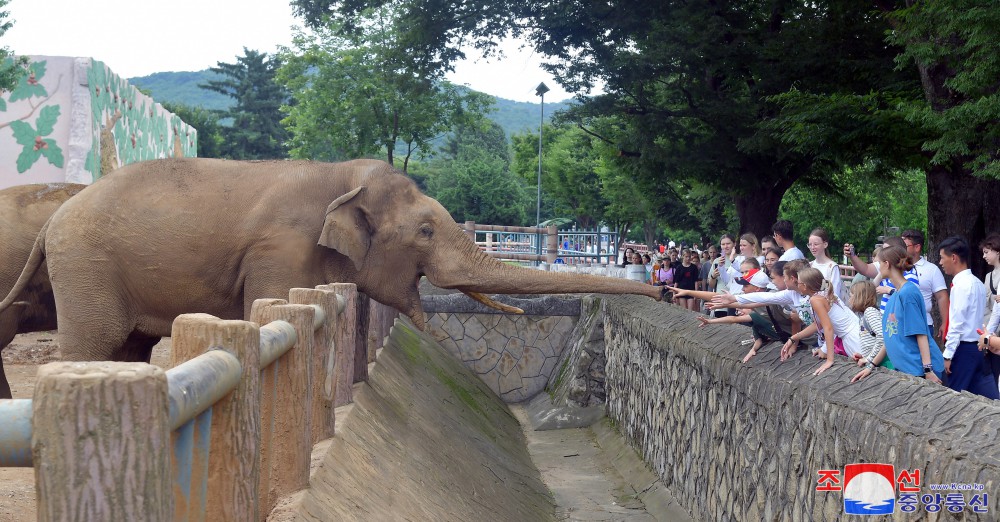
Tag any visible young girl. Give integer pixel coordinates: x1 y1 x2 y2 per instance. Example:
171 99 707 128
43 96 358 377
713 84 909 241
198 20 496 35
673 249 701 311
807 228 845 301
763 248 781 278
780 267 861 376
878 244 944 383
847 280 894 382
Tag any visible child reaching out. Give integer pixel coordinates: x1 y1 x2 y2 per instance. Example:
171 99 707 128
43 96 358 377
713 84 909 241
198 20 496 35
671 266 777 363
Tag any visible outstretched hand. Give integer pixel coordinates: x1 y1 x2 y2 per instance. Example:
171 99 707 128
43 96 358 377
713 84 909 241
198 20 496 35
850 367 872 383
696 316 714 328
666 286 688 298
780 339 798 361
813 360 833 376
742 349 757 363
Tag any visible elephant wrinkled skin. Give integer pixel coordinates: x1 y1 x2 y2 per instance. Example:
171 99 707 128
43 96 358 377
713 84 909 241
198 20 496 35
0 183 86 398
0 158 660 367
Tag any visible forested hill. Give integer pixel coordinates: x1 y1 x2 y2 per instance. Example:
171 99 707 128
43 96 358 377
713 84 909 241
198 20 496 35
128 69 571 139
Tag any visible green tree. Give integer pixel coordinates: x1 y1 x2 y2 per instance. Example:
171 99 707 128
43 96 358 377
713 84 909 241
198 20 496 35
0 1 27 95
201 48 289 159
511 124 608 229
277 6 493 172
160 102 223 158
425 119 529 224
292 0 904 239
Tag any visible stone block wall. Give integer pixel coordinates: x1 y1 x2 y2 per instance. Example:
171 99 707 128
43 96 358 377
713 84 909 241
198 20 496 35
423 294 578 402
602 296 1000 521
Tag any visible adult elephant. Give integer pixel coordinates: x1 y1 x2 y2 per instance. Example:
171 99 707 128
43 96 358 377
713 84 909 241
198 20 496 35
0 183 87 398
0 158 659 366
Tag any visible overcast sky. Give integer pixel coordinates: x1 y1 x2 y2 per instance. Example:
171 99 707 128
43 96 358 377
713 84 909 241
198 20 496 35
4 0 575 103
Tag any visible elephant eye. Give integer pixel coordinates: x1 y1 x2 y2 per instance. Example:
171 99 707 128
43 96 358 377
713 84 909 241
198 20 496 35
419 224 434 239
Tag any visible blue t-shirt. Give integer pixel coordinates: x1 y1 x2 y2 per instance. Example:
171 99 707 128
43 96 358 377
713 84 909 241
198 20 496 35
883 282 944 378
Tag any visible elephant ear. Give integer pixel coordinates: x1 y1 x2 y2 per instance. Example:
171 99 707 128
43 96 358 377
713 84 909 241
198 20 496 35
319 186 370 271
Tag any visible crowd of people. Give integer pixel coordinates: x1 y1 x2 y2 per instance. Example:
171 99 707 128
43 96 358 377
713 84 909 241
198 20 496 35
619 220 1000 397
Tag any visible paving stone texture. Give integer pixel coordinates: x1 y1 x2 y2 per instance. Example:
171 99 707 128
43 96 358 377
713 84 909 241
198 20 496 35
602 296 1000 521
426 309 576 402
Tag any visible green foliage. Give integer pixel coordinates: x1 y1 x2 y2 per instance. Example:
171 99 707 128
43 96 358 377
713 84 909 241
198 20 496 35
511 124 607 229
202 49 289 160
11 105 64 172
778 168 928 253
277 6 493 171
888 0 1000 179
0 1 27 96
423 119 530 225
161 101 224 158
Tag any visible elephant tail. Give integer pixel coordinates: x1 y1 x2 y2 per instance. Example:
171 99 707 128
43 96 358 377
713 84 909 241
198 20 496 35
0 220 48 314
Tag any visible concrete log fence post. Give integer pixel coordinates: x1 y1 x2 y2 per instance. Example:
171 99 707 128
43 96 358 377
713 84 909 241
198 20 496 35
319 283 358 407
290 287 339 443
32 361 171 522
250 300 314 516
546 225 559 265
464 220 476 243
171 313 261 522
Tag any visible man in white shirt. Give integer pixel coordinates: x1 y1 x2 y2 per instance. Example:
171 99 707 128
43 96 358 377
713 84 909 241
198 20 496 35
901 229 950 335
939 236 998 399
772 219 805 261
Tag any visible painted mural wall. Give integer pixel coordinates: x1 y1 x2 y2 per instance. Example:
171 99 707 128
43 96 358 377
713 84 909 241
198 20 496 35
0 56 195 191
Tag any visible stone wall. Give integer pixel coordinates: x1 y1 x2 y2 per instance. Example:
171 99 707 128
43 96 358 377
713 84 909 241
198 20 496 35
423 294 578 403
603 296 1000 521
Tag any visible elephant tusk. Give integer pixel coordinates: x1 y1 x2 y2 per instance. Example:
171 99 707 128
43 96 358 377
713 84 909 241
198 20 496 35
464 291 524 314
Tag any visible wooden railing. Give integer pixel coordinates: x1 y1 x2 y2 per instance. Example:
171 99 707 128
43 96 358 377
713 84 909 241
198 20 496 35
0 282 398 522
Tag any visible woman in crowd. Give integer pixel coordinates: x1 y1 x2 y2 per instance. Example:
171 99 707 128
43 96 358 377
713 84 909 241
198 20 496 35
626 252 647 282
620 247 635 267
652 256 675 287
779 267 861 376
877 244 944 383
847 279 893 382
763 248 782 279
980 234 1000 331
673 249 702 311
642 253 653 275
807 228 844 300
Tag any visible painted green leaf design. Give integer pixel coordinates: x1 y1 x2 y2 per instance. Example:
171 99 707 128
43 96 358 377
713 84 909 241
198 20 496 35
40 139 64 168
8 61 48 102
35 105 60 136
9 120 36 146
16 147 41 173
0 97 6 111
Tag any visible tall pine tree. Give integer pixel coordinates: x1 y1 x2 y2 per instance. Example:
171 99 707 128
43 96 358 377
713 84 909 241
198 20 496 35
202 48 289 160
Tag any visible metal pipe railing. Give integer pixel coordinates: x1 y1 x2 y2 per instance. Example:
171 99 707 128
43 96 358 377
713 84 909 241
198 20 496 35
166 350 243 431
0 399 32 467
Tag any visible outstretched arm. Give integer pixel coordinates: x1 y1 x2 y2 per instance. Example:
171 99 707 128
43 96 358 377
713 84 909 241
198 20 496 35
668 286 720 302
843 243 877 279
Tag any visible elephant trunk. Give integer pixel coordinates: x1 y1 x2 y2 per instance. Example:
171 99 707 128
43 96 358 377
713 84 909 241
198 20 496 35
427 232 662 303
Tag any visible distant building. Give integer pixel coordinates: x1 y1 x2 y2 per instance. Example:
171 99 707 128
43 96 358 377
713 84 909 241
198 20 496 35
0 56 195 190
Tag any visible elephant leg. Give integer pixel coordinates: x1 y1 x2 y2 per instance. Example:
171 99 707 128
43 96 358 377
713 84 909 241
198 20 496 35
114 332 161 364
0 303 28 399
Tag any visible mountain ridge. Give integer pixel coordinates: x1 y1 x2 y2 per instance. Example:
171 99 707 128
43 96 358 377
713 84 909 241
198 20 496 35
128 69 571 140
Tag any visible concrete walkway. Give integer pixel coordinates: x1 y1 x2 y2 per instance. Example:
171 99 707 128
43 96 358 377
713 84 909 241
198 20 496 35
512 406 692 522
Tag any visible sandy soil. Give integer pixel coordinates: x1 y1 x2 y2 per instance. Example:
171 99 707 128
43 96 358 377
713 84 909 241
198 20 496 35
0 332 171 522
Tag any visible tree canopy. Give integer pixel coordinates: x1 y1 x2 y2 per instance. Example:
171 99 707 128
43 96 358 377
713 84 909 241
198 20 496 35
201 48 289 160
276 5 493 172
421 119 531 225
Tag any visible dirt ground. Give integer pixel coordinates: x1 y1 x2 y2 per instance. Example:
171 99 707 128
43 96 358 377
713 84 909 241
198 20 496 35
0 331 172 522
